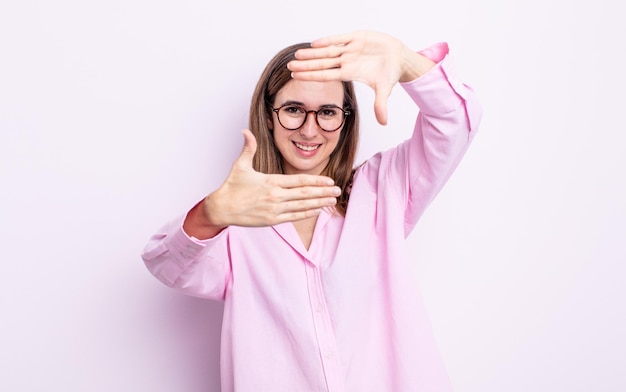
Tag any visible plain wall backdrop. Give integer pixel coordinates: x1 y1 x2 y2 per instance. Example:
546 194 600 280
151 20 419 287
1 0 624 391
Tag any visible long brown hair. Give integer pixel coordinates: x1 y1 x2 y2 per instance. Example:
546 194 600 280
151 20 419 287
248 43 360 216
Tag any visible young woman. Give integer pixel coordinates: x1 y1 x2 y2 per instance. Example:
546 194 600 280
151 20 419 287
142 30 482 391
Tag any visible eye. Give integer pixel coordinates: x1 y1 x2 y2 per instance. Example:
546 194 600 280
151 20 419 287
282 105 305 115
318 107 340 119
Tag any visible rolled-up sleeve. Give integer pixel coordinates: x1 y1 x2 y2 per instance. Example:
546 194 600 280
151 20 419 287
141 215 232 301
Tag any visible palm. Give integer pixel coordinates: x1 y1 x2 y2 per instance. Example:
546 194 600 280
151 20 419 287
206 130 341 227
288 31 405 125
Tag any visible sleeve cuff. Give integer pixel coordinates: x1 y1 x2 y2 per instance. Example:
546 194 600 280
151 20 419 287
400 44 472 118
417 41 449 63
162 214 227 267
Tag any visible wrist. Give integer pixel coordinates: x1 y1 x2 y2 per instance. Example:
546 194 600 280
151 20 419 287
182 197 227 240
399 48 436 83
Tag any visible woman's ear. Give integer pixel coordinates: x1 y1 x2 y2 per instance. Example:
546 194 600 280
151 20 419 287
266 117 274 131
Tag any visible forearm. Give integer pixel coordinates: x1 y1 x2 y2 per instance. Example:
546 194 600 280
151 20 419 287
183 197 227 240
398 47 436 83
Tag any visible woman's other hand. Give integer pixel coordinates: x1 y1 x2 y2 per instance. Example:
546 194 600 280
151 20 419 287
183 130 340 239
288 30 436 125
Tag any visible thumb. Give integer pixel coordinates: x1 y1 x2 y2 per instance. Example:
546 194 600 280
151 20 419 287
373 84 392 125
235 129 258 168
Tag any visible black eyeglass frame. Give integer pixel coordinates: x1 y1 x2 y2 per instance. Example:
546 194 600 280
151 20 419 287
271 104 351 132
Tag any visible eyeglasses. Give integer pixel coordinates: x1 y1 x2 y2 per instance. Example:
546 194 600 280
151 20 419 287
272 104 351 132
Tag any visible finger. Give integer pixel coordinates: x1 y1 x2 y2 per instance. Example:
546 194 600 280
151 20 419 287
290 68 343 82
262 184 339 205
309 32 354 49
288 57 342 72
235 129 257 168
280 185 341 202
278 196 337 213
373 98 388 126
373 84 393 125
268 173 335 188
293 45 344 61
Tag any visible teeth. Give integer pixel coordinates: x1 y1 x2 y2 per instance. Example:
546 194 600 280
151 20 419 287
295 142 320 151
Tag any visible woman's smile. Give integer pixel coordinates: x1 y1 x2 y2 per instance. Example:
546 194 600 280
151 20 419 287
272 79 345 175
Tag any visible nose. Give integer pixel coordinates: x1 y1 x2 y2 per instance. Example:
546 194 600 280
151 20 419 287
299 111 321 138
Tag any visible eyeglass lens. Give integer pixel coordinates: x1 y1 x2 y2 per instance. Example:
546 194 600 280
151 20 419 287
275 105 347 132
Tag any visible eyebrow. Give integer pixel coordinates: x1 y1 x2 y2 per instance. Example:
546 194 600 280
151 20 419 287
278 100 342 109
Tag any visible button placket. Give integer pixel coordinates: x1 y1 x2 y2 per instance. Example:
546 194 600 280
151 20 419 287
305 261 344 392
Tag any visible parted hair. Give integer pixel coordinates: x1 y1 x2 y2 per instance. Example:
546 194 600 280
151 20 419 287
248 42 360 216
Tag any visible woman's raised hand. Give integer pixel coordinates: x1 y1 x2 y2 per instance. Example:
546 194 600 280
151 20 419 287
183 130 341 239
288 30 435 125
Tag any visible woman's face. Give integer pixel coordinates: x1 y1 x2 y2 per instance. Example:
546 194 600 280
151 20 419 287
271 79 345 175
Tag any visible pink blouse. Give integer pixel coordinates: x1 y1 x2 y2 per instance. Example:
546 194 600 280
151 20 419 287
142 42 482 392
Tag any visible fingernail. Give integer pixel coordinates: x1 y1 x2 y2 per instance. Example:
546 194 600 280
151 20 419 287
331 187 341 196
325 178 335 186
327 198 337 205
